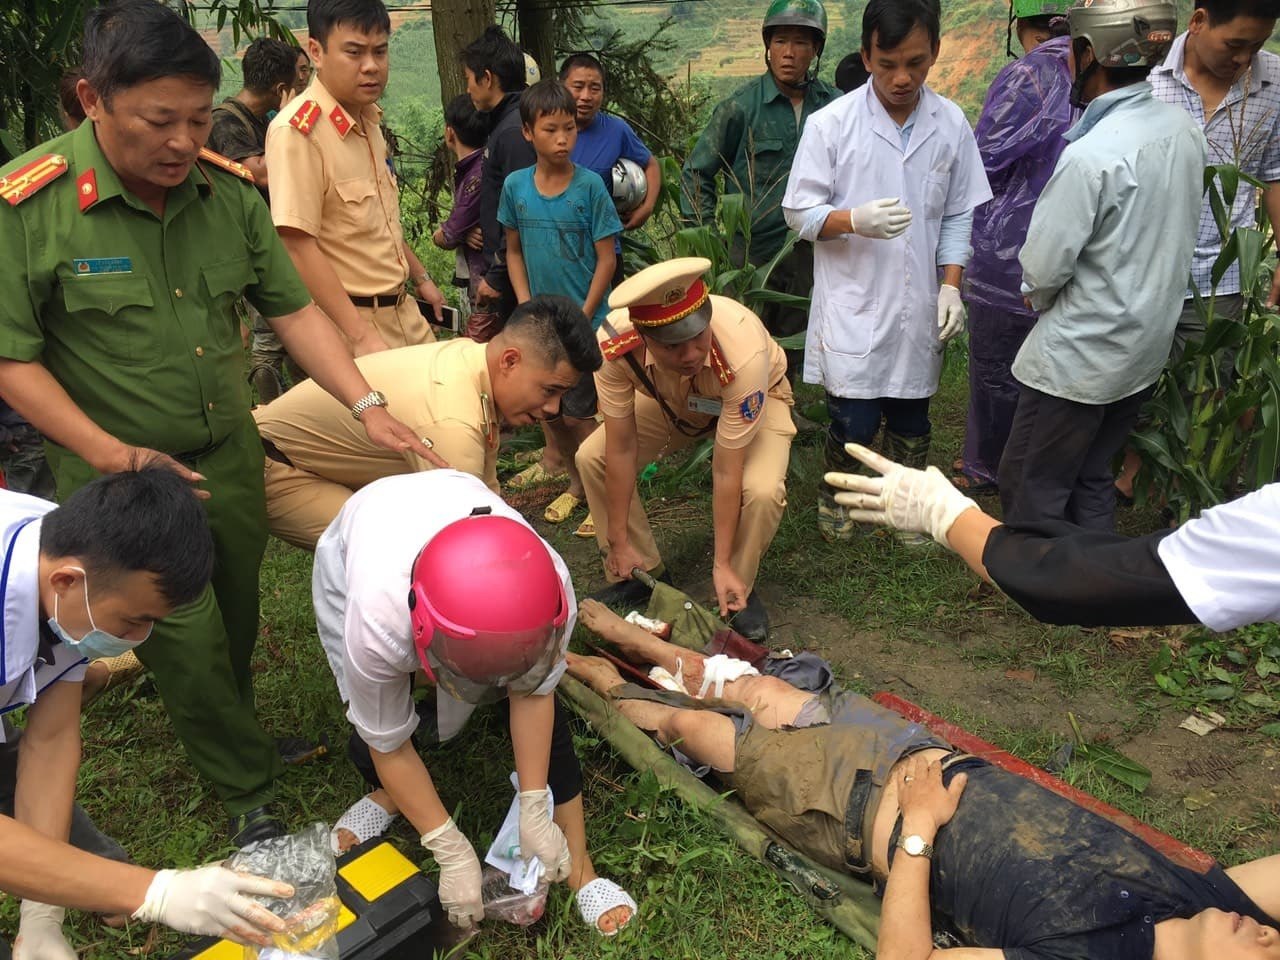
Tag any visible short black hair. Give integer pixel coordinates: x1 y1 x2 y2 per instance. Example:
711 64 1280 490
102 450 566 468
242 38 299 95
834 51 870 93
444 93 489 148
460 26 526 94
307 0 391 48
39 466 214 608
1197 0 1280 23
506 295 603 374
861 0 940 52
558 52 607 86
519 78 576 127
83 0 220 104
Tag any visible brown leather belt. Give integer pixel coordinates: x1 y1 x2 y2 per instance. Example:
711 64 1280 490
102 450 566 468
349 291 404 308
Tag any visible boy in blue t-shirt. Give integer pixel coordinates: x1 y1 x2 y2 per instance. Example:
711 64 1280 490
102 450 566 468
499 79 622 527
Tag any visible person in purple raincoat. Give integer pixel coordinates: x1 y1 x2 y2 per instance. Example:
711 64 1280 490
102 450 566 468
955 31 1074 491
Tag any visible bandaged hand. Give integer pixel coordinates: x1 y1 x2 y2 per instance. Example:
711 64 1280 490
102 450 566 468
421 818 484 927
517 789 572 883
132 865 295 946
15 902 76 960
937 284 966 342
824 444 977 548
850 197 912 240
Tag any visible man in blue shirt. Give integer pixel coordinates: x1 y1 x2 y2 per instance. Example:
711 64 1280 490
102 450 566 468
1000 0 1207 531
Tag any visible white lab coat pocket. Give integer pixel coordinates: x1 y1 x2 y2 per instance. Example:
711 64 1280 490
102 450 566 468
821 296 878 359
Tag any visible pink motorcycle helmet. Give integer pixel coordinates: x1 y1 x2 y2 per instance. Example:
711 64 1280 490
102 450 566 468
408 508 568 702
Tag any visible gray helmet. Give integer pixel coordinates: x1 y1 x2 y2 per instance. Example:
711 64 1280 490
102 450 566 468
1067 0 1176 68
762 0 828 50
611 158 648 216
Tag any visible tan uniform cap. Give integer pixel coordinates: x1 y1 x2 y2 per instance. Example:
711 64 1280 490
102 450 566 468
608 256 713 344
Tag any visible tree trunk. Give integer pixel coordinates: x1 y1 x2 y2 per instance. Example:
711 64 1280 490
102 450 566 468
515 0 556 81
430 0 495 107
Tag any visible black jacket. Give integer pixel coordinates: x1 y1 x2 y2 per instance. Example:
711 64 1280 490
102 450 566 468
479 92 537 292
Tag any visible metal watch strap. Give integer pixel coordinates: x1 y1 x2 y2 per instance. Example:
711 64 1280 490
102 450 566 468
350 390 387 421
896 835 934 859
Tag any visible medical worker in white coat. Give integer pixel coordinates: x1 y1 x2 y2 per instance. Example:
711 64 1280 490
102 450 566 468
782 0 991 542
0 468 297 959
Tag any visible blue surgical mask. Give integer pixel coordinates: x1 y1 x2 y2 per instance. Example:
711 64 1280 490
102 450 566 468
48 566 150 660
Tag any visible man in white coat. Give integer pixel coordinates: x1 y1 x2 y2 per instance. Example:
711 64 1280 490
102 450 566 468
783 0 991 542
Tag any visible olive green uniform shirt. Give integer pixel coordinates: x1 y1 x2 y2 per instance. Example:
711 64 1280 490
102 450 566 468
679 72 837 262
0 121 312 454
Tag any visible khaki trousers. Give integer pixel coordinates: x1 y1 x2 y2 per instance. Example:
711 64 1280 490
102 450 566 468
577 392 794 591
263 456 356 550
358 298 435 349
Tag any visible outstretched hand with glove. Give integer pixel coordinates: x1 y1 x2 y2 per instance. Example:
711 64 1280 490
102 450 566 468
518 789 572 882
937 284 966 342
850 198 912 240
131 864 296 946
421 818 485 928
823 444 977 548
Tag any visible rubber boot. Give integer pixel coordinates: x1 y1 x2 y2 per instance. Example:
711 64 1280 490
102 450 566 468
249 362 285 406
818 430 868 542
883 430 933 547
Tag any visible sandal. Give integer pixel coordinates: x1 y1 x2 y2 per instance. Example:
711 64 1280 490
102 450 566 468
576 877 637 936
507 461 568 490
513 447 545 466
331 794 398 855
544 492 581 523
574 512 596 539
951 473 998 494
81 650 145 708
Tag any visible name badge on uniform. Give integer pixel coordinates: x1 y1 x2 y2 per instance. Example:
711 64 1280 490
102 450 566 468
688 395 722 416
72 257 132 276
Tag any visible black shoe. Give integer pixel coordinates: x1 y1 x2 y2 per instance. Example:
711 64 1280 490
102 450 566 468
229 805 286 848
589 568 672 611
730 592 770 642
275 734 330 766
249 364 284 405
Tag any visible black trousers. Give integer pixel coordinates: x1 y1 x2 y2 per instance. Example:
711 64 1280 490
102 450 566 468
998 384 1154 532
347 694 583 805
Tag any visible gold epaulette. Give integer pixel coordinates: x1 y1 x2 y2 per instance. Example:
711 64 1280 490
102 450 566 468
0 153 68 206
289 100 322 135
709 337 735 386
197 147 256 183
601 328 643 361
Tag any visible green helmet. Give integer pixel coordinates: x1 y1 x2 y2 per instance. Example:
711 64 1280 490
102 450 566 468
1011 0 1072 17
762 0 828 48
1068 0 1176 68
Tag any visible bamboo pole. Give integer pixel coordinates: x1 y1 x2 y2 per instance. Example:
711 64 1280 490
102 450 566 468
558 677 882 950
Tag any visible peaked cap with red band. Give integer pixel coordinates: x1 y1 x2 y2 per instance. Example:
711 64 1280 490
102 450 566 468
607 256 714 345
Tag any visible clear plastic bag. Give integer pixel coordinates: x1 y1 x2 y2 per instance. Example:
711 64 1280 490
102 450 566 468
227 822 341 960
480 866 548 926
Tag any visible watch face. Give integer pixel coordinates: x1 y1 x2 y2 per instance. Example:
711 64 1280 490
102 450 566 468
903 835 926 856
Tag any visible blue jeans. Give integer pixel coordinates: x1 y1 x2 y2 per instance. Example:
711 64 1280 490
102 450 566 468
826 395 932 452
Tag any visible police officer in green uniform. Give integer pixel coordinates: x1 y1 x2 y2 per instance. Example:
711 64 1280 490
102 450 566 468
0 0 439 846
678 0 837 378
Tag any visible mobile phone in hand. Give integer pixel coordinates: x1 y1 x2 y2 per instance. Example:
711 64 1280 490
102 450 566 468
417 299 462 333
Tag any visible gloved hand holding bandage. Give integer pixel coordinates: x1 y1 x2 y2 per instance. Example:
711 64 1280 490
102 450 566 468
850 197 912 240
421 818 485 928
824 444 977 548
517 789 571 883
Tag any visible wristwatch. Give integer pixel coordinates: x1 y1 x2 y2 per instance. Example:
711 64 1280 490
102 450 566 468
350 390 388 421
896 834 934 859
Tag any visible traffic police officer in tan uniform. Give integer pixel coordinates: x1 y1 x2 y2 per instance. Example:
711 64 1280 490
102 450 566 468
265 0 445 354
255 295 602 550
0 0 437 846
578 258 795 640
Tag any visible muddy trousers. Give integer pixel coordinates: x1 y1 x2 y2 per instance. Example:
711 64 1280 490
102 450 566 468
47 418 282 816
999 384 1154 533
577 392 795 591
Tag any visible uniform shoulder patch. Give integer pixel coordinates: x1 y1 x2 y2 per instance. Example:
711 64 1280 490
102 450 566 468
739 390 764 423
289 100 322 136
197 147 256 184
601 328 643 361
0 153 69 207
709 337 735 386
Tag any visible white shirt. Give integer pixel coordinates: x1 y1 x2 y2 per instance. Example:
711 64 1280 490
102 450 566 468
1158 484 1280 632
782 82 991 399
312 470 576 752
0 490 87 740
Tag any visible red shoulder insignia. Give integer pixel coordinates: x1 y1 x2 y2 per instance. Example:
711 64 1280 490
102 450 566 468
0 153 68 207
329 104 353 139
289 100 322 136
197 147 256 184
76 169 98 212
709 337 735 386
601 328 643 361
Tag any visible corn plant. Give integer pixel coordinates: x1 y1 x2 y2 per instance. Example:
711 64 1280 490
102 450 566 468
1130 163 1280 523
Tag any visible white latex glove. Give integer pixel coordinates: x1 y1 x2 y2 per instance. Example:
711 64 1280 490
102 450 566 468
421 817 484 928
937 283 966 342
14 902 76 960
132 865 295 946
823 444 977 547
850 197 912 240
517 788 572 883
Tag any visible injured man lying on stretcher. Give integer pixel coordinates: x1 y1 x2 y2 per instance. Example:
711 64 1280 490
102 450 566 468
570 599 1280 960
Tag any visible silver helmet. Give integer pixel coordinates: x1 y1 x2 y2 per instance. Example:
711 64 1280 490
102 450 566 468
1067 0 1176 68
610 158 648 216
